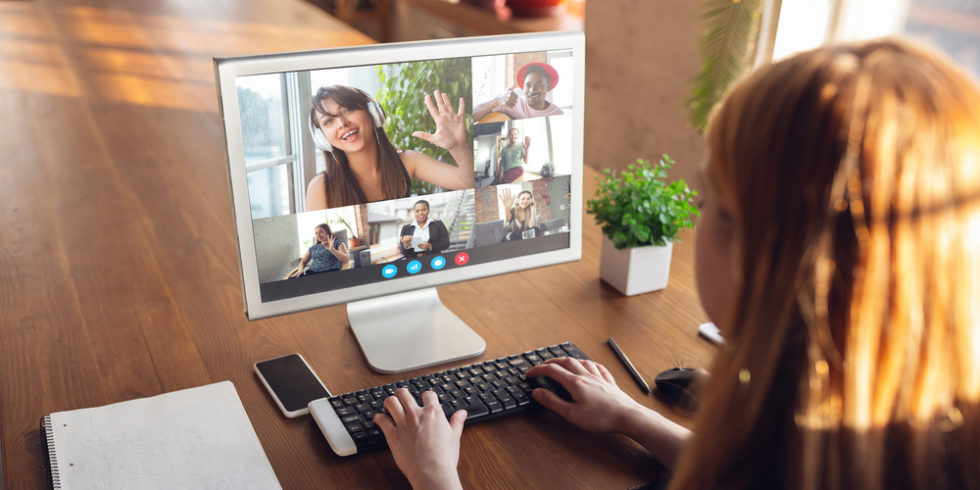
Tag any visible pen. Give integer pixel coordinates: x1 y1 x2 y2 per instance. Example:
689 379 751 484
607 337 650 394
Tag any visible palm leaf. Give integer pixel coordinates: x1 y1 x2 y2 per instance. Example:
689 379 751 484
688 0 766 132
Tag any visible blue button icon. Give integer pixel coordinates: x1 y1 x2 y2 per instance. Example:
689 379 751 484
381 264 397 279
430 256 446 270
406 260 423 274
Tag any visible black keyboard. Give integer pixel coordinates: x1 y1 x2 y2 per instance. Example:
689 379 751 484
319 342 589 454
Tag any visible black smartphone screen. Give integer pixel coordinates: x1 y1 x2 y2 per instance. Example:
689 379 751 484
255 354 330 413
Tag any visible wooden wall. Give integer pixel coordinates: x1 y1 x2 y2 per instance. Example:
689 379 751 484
583 0 705 183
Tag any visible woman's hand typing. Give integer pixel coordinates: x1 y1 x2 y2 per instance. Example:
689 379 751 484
374 389 466 490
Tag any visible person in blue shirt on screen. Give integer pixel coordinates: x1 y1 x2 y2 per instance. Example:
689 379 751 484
288 224 349 277
371 39 980 490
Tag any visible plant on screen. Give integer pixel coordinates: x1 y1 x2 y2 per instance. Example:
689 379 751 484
376 59 473 195
587 155 699 249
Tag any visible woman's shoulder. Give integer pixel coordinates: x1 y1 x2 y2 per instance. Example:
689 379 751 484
307 172 325 187
398 150 423 179
305 173 328 211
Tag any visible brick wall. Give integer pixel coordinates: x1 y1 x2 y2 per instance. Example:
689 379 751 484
353 204 369 244
474 186 498 223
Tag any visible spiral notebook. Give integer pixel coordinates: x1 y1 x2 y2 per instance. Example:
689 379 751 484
41 381 281 489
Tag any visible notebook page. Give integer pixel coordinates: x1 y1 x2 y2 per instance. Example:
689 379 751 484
47 381 281 489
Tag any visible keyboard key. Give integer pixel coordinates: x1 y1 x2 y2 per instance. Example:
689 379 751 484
482 398 503 414
458 399 490 420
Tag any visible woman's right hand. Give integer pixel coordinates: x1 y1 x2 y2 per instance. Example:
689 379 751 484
498 187 515 210
527 357 692 470
524 357 646 434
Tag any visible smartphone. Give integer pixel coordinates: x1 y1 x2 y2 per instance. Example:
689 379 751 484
254 353 330 418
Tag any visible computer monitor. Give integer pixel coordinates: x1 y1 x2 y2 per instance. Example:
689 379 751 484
215 31 584 373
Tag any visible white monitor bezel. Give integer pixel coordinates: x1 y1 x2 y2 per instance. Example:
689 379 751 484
214 31 585 320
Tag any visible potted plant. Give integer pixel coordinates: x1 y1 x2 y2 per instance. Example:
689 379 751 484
586 155 699 295
335 214 364 248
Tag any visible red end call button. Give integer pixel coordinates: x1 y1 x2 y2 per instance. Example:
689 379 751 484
454 252 470 266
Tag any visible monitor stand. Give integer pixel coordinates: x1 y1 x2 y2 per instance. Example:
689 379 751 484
347 287 486 374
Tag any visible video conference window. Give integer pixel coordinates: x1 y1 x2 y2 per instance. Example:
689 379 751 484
236 49 575 300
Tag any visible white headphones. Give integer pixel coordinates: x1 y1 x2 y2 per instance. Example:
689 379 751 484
309 88 386 153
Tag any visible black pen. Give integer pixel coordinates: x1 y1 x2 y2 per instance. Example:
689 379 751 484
607 337 651 394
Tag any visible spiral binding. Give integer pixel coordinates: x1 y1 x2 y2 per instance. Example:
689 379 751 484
42 415 62 489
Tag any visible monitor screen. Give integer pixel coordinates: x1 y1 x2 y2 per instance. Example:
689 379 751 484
215 32 584 371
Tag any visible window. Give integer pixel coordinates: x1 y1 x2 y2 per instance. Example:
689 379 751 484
770 0 979 78
238 74 296 219
904 0 980 77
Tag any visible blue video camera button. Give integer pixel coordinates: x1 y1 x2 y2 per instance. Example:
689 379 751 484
381 264 398 279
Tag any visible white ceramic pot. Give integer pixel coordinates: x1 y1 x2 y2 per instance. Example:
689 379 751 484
599 235 673 296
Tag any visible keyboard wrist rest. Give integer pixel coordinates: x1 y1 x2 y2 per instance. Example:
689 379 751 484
309 397 357 457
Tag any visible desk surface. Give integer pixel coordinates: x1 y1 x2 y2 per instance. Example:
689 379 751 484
0 1 712 488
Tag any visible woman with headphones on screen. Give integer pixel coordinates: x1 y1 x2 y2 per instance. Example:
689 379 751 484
305 85 474 210
500 188 538 241
288 223 349 277
372 39 980 490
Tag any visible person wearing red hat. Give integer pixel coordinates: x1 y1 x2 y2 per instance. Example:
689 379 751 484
474 62 564 121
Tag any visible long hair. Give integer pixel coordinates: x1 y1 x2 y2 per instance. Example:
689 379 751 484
507 190 533 232
310 85 407 208
671 39 980 489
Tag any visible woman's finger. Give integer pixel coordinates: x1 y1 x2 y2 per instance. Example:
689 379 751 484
582 360 603 378
384 394 406 426
421 390 440 412
411 131 435 144
545 356 591 376
597 362 617 385
374 412 395 434
456 96 465 116
395 388 420 424
422 94 439 120
433 90 447 114
440 91 452 114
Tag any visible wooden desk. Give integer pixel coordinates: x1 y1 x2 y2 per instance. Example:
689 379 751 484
0 1 712 488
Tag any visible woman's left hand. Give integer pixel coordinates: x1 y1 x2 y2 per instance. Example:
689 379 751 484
413 90 467 151
374 389 466 490
322 233 336 248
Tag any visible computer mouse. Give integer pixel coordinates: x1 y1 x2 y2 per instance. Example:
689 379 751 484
654 367 709 410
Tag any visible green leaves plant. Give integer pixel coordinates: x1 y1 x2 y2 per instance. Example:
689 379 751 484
688 0 765 132
586 155 699 249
